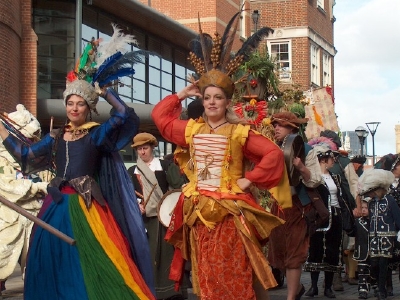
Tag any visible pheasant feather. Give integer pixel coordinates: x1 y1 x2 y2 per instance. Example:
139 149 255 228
188 33 213 61
220 10 243 70
198 13 210 72
237 27 274 61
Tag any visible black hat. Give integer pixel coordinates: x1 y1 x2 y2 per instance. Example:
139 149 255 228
351 155 367 165
187 99 204 119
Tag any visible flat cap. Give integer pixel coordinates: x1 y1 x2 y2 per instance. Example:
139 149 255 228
131 132 158 148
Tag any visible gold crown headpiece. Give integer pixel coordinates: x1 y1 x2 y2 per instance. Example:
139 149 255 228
188 10 274 98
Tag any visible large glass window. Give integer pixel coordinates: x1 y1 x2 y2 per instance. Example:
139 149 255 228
33 0 193 105
33 0 194 163
34 2 76 100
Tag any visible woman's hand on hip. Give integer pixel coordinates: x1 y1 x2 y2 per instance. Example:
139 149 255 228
237 178 252 192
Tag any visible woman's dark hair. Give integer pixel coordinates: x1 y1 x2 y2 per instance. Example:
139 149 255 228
318 156 330 163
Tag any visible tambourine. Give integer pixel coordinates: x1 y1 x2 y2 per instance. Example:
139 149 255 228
282 134 305 186
157 189 182 227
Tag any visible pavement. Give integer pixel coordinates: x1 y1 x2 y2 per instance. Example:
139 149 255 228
1 267 23 300
268 270 400 300
2 267 400 299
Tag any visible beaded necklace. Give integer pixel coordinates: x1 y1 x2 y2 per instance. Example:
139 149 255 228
207 120 228 133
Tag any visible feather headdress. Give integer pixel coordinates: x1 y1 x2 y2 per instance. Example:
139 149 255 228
64 24 152 114
188 10 274 98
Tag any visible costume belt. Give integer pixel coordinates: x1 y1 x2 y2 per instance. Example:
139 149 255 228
48 176 106 208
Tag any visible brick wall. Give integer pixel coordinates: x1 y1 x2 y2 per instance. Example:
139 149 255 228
143 0 335 93
290 37 310 89
20 0 38 116
307 0 334 44
142 0 246 51
0 0 22 114
0 0 37 116
252 0 335 93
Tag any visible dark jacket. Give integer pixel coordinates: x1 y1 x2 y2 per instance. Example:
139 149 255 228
353 217 370 261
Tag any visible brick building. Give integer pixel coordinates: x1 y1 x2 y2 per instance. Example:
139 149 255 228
0 0 337 163
252 0 337 94
145 0 337 95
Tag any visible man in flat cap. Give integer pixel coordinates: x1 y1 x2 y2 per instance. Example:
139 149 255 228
128 132 187 300
268 111 323 300
358 169 400 300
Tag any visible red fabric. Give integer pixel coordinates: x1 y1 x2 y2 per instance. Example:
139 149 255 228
196 216 255 299
61 186 77 194
151 94 188 147
169 248 185 291
326 86 332 96
166 194 185 290
243 131 284 190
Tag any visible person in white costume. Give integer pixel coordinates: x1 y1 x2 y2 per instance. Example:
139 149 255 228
0 105 50 297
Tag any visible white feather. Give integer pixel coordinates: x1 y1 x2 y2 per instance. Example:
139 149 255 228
95 23 138 67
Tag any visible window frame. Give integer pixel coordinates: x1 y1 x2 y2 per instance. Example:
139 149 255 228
310 43 320 86
267 40 292 82
317 0 325 10
322 51 331 87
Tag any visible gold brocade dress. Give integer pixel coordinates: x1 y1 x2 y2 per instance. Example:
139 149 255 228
168 120 284 299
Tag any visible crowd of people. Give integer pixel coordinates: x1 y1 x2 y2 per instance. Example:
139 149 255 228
1 16 400 300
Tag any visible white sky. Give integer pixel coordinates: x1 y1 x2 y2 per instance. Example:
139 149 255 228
333 0 400 156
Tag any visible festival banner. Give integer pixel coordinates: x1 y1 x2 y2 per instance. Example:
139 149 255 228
303 87 339 139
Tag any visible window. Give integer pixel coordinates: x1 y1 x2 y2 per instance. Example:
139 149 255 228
240 0 246 39
317 0 324 10
268 41 291 81
310 44 320 86
322 52 331 87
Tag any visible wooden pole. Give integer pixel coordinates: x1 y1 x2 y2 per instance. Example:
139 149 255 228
143 183 158 209
0 195 76 246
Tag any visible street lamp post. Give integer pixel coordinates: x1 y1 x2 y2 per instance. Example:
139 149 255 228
365 122 380 164
355 126 369 156
252 10 260 32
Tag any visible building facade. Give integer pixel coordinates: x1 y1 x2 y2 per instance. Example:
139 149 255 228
142 0 337 95
0 0 337 164
252 0 336 94
341 131 369 157
1 0 203 164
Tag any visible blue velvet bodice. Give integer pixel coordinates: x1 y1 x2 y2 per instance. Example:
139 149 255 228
55 136 101 180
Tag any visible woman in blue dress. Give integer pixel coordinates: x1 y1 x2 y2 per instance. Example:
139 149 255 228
0 78 155 300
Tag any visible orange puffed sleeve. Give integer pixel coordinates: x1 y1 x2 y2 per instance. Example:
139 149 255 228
243 130 284 190
151 94 189 147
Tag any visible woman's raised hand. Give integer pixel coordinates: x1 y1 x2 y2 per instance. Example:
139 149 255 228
177 81 202 100
0 121 9 141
